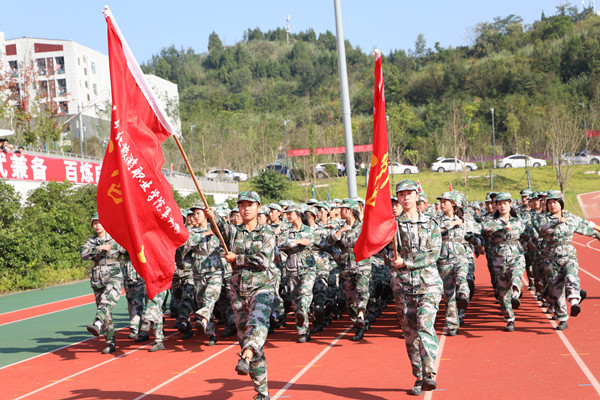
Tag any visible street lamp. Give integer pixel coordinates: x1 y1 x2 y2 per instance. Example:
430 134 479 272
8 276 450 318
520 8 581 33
490 108 496 169
284 120 290 177
190 124 196 166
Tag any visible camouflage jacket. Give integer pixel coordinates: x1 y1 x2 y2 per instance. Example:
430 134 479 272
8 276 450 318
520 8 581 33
435 214 471 259
278 224 318 273
215 215 277 295
310 222 335 271
174 225 200 276
116 247 143 284
80 235 123 289
325 219 370 273
183 225 224 275
532 210 599 260
482 214 532 262
392 211 442 295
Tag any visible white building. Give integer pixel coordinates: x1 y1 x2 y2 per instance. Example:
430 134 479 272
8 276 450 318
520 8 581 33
0 32 180 149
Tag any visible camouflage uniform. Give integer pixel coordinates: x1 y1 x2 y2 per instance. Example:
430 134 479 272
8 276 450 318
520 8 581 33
309 222 334 325
81 235 124 346
532 208 599 322
278 223 318 336
269 216 289 323
141 289 168 344
120 250 146 337
174 225 200 330
392 210 443 380
214 200 277 399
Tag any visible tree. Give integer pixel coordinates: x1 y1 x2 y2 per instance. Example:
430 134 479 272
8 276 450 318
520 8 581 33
250 170 290 203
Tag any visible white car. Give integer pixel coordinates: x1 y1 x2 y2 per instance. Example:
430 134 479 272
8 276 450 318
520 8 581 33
205 168 248 181
389 162 419 174
561 150 600 165
314 162 345 178
498 154 546 168
430 158 478 173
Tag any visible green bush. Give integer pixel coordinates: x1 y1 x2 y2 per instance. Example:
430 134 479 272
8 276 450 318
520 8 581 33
250 170 290 203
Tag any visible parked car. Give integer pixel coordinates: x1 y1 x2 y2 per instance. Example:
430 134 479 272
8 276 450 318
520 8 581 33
205 168 248 181
314 162 345 178
561 150 600 165
264 160 291 176
430 158 478 173
498 154 547 168
389 162 419 175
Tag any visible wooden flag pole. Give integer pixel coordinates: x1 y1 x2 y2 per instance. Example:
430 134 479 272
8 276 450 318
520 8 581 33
172 135 229 253
393 234 399 261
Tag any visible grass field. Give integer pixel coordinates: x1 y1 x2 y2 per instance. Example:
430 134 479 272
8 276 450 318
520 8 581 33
242 163 600 216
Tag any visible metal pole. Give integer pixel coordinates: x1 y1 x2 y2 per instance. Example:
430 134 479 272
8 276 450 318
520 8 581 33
78 104 84 156
333 0 357 198
284 120 290 178
490 107 496 169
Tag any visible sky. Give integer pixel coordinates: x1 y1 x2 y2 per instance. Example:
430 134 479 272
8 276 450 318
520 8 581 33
1 1 586 63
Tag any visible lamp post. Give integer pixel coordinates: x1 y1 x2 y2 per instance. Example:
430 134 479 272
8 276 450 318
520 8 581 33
190 124 196 167
490 108 496 169
284 119 290 178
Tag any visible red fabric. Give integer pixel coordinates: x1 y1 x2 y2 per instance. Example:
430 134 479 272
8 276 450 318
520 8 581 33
97 12 188 299
417 180 423 193
587 130 600 138
354 53 397 262
449 182 453 191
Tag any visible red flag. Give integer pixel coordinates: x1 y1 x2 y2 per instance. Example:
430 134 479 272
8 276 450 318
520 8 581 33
449 182 453 191
417 180 423 193
587 130 600 138
97 7 188 298
354 51 397 262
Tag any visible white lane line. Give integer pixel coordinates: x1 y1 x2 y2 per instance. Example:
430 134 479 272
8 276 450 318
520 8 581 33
13 332 178 399
570 240 600 283
0 294 91 316
424 326 448 400
0 301 95 327
272 326 353 400
528 292 600 396
133 344 236 400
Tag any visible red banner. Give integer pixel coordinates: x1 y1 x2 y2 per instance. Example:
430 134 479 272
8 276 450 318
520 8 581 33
288 144 373 157
587 130 600 138
354 52 396 262
0 152 101 184
98 8 188 299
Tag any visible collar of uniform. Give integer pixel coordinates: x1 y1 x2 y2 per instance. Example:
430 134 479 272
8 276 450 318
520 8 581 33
238 222 265 233
398 211 429 223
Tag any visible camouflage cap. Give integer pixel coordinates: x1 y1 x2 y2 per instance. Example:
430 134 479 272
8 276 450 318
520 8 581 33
231 206 240 213
437 191 455 202
395 179 419 193
333 198 343 204
307 198 318 205
190 202 205 210
353 196 365 206
391 196 398 202
541 191 549 197
546 190 563 200
531 191 542 199
453 191 466 208
258 206 270 215
329 200 339 208
91 212 99 221
495 192 512 202
237 191 260 204
267 203 282 212
304 206 318 216
520 189 533 197
316 201 331 211
341 198 359 211
285 204 301 213
216 209 230 218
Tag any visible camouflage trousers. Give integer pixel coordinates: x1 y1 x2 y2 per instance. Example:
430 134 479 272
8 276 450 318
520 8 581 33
492 254 525 323
289 268 317 335
142 290 167 343
217 280 236 329
544 256 582 322
328 266 343 306
194 271 223 336
230 286 274 398
437 257 469 330
400 292 442 379
312 265 331 311
92 265 123 344
271 267 286 319
169 274 182 314
177 273 196 322
339 266 371 327
387 268 404 328
368 258 390 316
124 279 145 334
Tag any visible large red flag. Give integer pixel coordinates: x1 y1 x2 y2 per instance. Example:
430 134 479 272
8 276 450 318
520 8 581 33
98 7 188 298
354 51 397 262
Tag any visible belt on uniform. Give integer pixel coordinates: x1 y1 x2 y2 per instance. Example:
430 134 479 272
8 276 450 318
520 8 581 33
497 240 520 245
550 240 572 246
97 259 119 265
442 238 463 243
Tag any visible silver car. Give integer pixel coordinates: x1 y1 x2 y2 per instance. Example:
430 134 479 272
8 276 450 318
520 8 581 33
430 158 478 172
389 162 419 174
498 154 546 168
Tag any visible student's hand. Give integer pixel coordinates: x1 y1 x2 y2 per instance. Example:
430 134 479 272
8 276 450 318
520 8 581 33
225 252 237 264
394 257 405 269
98 244 112 251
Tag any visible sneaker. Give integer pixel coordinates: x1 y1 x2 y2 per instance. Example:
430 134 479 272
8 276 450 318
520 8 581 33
196 318 208 335
422 376 437 391
581 289 587 303
207 335 218 346
177 321 189 334
511 297 520 310
297 333 311 343
149 342 165 352
556 321 568 330
458 294 469 310
356 315 366 329
295 311 305 327
253 394 270 400
314 306 325 324
409 380 423 396
140 320 153 332
87 324 101 337
128 331 138 340
570 303 581 317
352 328 364 341
135 332 150 342
182 324 193 340
310 324 323 334
505 321 515 332
101 343 116 354
235 355 250 375
447 329 458 336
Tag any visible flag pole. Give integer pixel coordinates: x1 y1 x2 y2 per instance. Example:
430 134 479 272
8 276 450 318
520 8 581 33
172 135 229 253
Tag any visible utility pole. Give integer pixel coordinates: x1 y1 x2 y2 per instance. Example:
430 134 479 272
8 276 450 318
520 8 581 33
284 119 290 179
490 107 496 169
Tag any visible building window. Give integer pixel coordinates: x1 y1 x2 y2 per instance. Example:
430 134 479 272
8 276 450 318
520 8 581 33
36 58 47 75
59 101 68 114
57 79 67 96
85 81 88 89
78 58 80 66
9 60 19 77
91 62 96 74
39 80 49 96
93 83 97 95
84 68 87 76
87 94 91 101
55 56 65 74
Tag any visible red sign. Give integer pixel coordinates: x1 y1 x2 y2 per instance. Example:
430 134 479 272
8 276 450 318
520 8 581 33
288 144 373 157
587 130 600 138
0 152 101 184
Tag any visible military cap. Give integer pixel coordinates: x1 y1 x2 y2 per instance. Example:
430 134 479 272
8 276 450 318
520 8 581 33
453 191 466 208
267 203 282 212
278 200 289 208
541 191 549 197
354 196 365 206
333 198 343 204
395 179 419 193
237 191 260 204
520 189 533 197
216 209 230 218
329 200 340 208
391 196 398 202
495 192 512 202
304 206 318 216
91 212 99 221
258 206 270 215
307 198 318 205
316 201 331 210
231 206 240 213
531 191 543 199
546 190 563 200
437 192 455 202
341 198 359 211
190 202 205 210
285 203 300 213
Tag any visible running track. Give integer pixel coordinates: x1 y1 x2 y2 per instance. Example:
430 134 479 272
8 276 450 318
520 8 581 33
1 236 600 400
